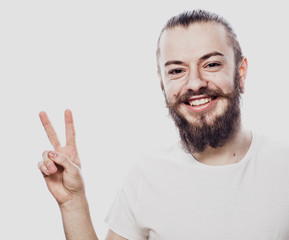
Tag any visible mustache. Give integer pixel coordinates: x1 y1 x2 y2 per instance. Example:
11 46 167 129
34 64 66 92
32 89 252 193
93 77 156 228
166 87 236 109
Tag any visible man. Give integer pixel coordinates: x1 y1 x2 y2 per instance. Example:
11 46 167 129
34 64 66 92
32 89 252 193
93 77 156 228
38 10 289 239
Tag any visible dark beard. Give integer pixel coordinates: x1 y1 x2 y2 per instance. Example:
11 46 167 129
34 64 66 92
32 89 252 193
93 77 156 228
167 86 241 154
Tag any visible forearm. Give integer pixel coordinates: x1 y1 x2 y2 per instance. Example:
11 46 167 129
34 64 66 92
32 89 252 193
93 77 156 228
60 197 98 240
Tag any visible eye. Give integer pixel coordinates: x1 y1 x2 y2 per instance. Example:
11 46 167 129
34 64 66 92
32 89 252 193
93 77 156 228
168 68 184 75
205 62 221 68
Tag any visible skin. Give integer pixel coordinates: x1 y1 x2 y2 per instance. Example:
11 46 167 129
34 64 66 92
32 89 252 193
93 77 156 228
38 22 252 239
38 110 126 240
158 22 251 165
159 23 238 124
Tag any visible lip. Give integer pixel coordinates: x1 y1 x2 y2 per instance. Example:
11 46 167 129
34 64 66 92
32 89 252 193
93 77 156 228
184 97 218 113
188 95 211 101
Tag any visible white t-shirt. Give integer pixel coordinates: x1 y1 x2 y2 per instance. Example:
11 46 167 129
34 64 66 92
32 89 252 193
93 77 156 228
105 133 289 239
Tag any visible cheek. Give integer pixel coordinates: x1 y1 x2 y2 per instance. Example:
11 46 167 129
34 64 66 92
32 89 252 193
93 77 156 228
204 73 234 93
164 80 185 101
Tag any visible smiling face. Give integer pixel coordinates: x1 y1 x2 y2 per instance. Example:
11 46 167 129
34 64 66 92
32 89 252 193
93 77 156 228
158 22 247 153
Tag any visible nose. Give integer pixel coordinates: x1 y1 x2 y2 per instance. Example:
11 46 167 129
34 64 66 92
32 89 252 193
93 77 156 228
185 68 208 92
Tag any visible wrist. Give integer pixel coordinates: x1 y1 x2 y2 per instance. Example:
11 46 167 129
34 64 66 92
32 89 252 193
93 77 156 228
58 195 98 240
59 195 89 213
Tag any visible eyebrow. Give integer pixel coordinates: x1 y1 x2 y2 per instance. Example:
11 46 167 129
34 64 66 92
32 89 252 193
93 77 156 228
199 51 224 61
164 51 224 67
164 60 184 67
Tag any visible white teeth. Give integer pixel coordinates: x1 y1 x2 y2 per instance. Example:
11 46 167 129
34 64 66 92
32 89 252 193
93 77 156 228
189 97 212 106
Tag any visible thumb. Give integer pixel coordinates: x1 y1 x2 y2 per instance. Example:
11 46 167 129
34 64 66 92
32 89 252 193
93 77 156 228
48 151 77 172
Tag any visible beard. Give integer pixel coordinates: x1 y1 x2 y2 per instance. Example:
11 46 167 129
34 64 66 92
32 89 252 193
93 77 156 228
166 81 242 154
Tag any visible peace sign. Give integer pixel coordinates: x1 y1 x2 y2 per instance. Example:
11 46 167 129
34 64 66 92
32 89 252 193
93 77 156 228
38 110 85 206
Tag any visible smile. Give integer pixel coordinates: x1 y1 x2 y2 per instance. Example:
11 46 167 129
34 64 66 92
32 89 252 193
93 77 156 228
184 96 218 112
189 97 212 106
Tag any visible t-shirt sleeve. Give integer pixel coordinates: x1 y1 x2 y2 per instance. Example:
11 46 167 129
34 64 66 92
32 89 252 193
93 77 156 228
105 163 148 240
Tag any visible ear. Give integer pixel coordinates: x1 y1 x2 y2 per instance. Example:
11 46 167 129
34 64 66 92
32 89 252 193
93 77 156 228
239 57 248 92
158 72 165 92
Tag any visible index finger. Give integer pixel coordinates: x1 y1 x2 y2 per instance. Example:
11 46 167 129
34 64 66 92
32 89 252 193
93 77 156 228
39 111 61 149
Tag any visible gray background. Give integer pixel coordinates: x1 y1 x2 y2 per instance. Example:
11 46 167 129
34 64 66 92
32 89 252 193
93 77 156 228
0 0 288 239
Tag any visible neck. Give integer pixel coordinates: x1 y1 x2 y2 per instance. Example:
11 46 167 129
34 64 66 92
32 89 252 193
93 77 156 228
192 125 252 166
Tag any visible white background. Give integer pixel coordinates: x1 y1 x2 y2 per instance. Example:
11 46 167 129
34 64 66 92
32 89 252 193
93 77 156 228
1 0 289 239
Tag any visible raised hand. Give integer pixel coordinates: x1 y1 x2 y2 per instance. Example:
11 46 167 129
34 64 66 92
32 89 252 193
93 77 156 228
38 109 85 206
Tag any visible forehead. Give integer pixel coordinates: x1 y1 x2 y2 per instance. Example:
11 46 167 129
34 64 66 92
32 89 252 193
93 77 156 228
159 22 234 63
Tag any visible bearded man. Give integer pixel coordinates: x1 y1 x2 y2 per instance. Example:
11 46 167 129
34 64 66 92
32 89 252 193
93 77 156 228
38 9 289 240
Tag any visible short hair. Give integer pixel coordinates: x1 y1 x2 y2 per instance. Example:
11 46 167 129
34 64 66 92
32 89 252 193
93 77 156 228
156 9 243 74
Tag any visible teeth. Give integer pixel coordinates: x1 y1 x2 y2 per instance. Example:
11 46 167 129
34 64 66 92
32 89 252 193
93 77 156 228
189 97 212 106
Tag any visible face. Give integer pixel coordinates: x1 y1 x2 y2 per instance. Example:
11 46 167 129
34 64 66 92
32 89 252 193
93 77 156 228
158 22 247 153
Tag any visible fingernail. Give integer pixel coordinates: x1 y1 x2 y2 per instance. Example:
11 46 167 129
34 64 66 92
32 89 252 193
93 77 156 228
48 151 57 158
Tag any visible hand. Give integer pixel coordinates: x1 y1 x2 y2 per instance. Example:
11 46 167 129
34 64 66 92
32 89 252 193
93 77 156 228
38 109 85 206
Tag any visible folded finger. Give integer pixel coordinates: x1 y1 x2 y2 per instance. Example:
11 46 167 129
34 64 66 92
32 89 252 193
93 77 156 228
42 150 58 174
47 151 77 173
38 161 50 176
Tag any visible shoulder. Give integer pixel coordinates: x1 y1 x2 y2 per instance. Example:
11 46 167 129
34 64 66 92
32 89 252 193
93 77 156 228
251 132 289 171
117 143 187 203
253 132 289 156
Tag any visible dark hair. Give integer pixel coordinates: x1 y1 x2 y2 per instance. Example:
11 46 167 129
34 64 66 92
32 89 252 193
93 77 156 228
156 9 243 74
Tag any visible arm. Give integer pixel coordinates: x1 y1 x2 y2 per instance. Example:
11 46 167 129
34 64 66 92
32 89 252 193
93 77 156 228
60 196 97 239
38 110 127 240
